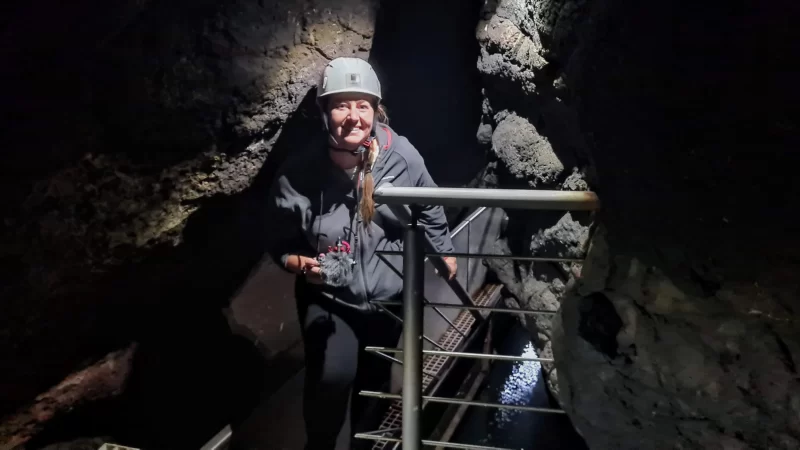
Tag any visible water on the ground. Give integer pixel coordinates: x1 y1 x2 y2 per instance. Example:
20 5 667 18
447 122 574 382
452 322 588 450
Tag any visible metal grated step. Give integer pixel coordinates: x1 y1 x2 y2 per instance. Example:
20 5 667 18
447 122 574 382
370 283 503 450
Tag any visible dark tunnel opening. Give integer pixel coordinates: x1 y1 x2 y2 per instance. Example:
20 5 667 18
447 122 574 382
368 0 486 188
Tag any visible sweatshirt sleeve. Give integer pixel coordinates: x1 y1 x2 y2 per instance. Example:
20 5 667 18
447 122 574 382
403 143 456 254
265 172 314 273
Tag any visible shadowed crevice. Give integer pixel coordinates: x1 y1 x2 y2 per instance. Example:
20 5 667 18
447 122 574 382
577 292 622 359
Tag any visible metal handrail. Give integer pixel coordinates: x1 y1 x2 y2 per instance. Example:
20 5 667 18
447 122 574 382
376 250 584 263
196 187 598 450
371 205 495 333
370 349 442 379
364 185 600 450
374 186 600 210
375 253 468 339
365 346 555 363
199 425 231 450
373 301 447 351
370 300 557 316
353 434 516 450
196 205 490 450
360 391 566 414
383 201 484 322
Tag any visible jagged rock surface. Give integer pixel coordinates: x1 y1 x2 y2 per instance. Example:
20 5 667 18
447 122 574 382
476 0 594 403
0 0 377 445
554 230 800 450
491 113 565 187
478 0 800 449
487 213 590 397
0 346 137 450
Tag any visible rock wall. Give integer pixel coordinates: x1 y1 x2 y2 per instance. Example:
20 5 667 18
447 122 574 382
1 0 488 446
1 0 378 447
556 229 800 450
475 0 595 398
478 0 800 449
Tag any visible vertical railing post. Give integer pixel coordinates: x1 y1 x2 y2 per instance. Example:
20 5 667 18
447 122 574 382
402 208 424 450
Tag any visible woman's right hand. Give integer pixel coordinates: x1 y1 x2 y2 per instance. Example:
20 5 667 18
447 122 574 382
285 255 323 284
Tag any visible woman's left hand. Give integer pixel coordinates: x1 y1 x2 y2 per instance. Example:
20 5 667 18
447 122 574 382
442 256 457 281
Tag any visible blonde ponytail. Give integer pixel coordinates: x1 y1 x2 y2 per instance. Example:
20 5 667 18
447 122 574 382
357 102 387 227
359 137 380 226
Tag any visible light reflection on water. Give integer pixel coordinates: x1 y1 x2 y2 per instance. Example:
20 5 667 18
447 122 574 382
455 322 587 450
495 341 541 426
477 340 542 447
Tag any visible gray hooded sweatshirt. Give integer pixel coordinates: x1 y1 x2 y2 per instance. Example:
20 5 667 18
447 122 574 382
265 123 455 311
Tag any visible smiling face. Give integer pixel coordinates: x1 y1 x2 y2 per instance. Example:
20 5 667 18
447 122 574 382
326 93 376 150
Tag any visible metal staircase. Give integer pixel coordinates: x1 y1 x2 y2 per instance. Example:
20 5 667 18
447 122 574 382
197 186 600 450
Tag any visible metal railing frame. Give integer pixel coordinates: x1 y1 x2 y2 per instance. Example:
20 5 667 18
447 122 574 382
196 187 599 450
360 391 566 414
376 252 468 338
199 425 231 450
357 185 600 450
365 346 555 363
379 200 486 323
371 300 558 316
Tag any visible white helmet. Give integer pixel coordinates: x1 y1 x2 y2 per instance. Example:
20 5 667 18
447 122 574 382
317 57 382 103
316 57 382 137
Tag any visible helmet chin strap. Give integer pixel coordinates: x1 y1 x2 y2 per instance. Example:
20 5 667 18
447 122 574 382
328 144 365 156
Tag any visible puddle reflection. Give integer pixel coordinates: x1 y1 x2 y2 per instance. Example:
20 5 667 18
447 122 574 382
454 322 587 450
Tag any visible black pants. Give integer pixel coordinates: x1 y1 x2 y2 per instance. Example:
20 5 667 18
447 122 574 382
296 281 401 450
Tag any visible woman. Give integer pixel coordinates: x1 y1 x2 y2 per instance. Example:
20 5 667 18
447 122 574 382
265 57 457 449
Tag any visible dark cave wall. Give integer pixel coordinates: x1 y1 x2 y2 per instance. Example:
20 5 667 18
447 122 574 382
0 0 489 447
555 1 800 446
474 0 800 448
574 0 800 267
369 0 486 187
470 0 800 449
1 0 379 446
